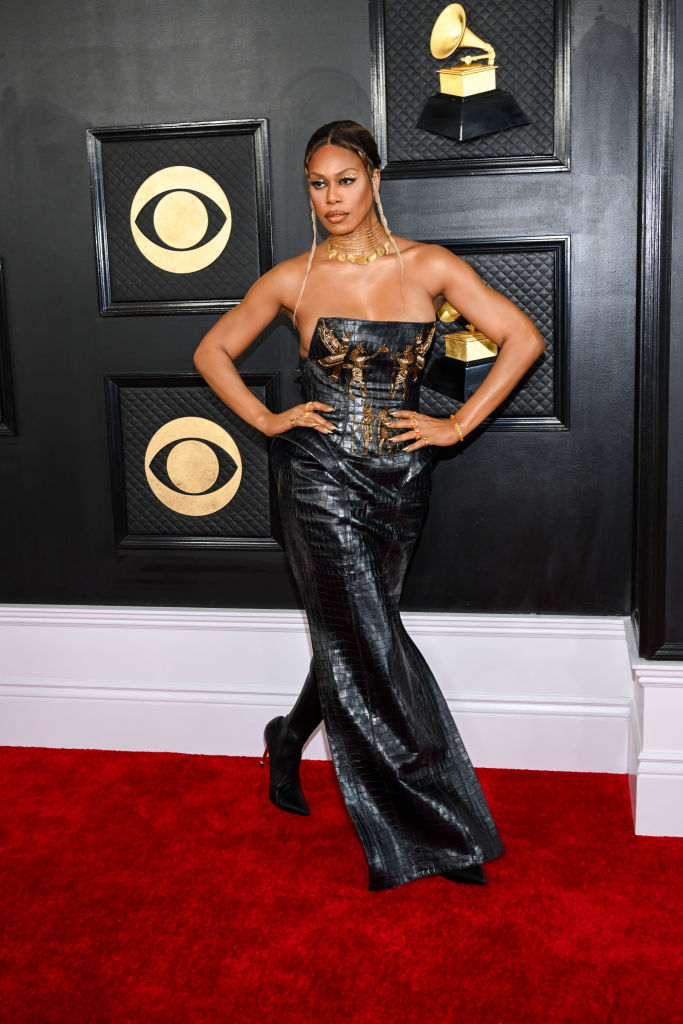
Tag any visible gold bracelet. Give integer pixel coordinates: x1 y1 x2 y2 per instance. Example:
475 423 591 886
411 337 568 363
449 414 464 443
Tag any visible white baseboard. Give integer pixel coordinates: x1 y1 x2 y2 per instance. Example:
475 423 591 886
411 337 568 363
6 605 683 836
627 622 683 836
0 604 632 774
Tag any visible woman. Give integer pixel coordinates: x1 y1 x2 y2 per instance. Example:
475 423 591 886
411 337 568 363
194 120 544 891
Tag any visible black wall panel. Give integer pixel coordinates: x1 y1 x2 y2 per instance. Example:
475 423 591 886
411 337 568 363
664 0 683 648
0 0 639 614
632 0 683 658
372 0 569 174
391 0 639 613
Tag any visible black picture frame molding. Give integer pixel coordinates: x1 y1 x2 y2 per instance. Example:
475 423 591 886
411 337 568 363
105 372 281 550
370 0 570 178
429 235 570 430
87 119 273 316
633 0 677 658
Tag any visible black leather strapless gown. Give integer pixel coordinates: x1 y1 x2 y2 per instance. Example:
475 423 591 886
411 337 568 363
270 318 504 890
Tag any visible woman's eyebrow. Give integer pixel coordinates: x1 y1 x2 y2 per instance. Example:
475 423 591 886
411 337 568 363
307 167 358 179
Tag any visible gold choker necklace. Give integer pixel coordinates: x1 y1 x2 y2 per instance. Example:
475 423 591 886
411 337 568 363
327 222 392 265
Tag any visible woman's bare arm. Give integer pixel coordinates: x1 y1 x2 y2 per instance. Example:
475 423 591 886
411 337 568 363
390 246 545 448
433 246 544 430
193 260 334 436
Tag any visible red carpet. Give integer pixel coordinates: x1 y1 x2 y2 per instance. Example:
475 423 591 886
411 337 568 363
0 746 682 1023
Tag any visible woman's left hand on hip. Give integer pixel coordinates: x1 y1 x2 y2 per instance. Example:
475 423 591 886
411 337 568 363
387 410 463 451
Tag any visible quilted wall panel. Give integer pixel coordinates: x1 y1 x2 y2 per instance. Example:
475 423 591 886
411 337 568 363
106 375 279 548
372 0 566 170
420 239 567 424
89 122 272 312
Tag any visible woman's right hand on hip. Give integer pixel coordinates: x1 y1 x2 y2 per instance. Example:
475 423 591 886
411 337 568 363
264 401 336 436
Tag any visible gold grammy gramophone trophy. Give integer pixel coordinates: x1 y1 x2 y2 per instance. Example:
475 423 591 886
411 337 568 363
422 301 499 402
417 4 529 142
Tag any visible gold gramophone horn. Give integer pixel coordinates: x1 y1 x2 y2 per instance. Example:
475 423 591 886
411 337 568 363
418 2 528 141
430 3 496 64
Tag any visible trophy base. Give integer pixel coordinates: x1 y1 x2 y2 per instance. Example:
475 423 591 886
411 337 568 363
416 89 529 142
423 355 497 403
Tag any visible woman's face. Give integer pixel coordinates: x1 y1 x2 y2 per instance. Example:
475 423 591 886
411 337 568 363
306 144 380 235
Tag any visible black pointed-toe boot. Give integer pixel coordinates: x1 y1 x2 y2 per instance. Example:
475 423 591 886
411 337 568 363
441 864 487 886
260 661 323 816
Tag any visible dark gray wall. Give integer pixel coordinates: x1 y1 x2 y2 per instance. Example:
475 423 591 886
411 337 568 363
0 0 372 607
0 0 640 614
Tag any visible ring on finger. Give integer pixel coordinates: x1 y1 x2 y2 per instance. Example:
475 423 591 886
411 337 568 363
305 401 312 410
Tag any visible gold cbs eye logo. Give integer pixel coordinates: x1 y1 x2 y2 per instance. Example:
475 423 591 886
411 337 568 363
144 417 242 516
130 166 232 274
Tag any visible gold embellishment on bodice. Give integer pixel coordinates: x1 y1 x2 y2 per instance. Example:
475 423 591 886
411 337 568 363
390 326 436 397
390 345 417 398
343 344 389 397
416 325 436 368
314 321 392 396
377 405 397 456
314 320 352 381
359 400 375 455
350 400 395 456
310 321 435 455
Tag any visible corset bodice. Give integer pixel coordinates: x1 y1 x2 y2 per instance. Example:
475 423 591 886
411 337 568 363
300 317 437 457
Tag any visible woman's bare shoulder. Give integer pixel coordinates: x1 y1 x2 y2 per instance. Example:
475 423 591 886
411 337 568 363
246 248 318 314
385 239 482 307
396 237 468 266
260 251 309 287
